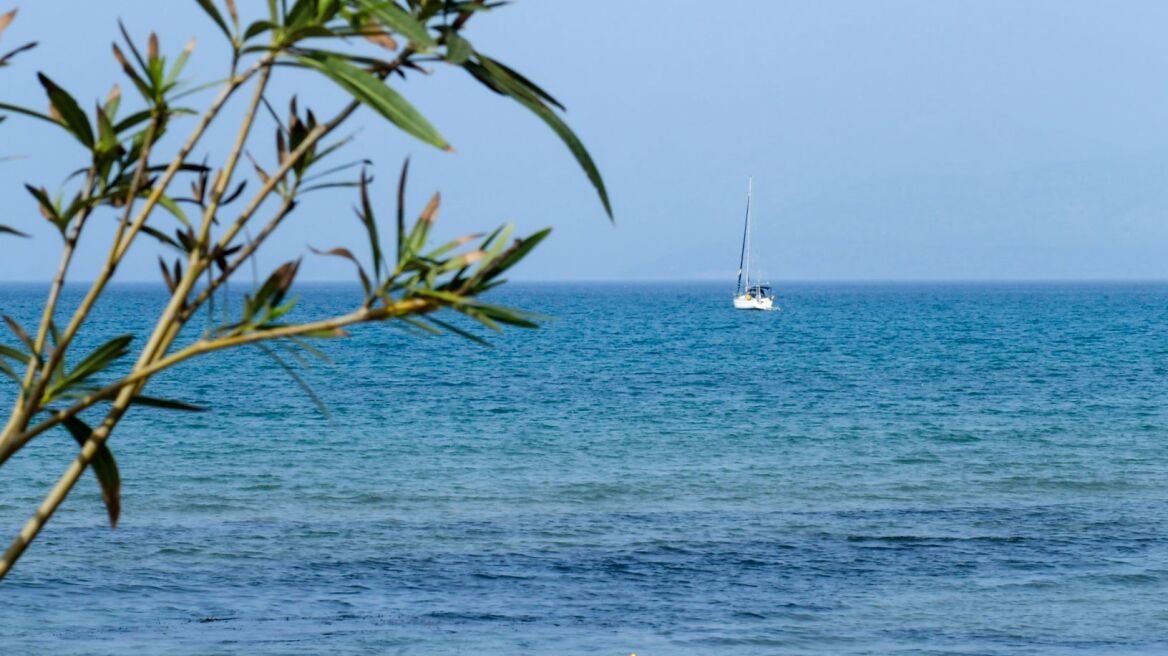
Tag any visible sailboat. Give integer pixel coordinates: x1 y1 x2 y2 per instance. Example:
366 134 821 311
733 177 776 310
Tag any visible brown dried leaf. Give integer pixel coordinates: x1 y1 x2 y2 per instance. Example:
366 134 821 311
111 42 129 67
461 250 487 265
420 192 440 224
363 18 397 51
0 8 16 38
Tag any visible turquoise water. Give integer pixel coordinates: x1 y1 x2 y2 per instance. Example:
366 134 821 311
1 282 1167 654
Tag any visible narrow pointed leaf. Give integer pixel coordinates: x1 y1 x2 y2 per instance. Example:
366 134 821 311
3 315 35 353
255 343 330 418
0 343 26 361
0 101 56 125
485 57 564 110
356 0 437 48
151 192 192 227
426 231 485 260
0 9 15 38
482 227 551 282
309 246 371 295
195 0 233 42
288 336 332 364
140 224 181 250
131 395 206 412
296 53 450 151
425 316 491 346
445 32 472 65
357 170 382 279
38 73 94 147
396 157 409 260
0 358 18 384
466 57 610 218
61 416 120 528
58 334 133 390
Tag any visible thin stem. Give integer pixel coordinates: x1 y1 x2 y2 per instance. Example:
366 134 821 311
0 40 435 579
18 116 162 431
1 297 436 466
2 170 98 437
184 194 297 320
0 297 436 578
132 63 273 377
45 58 269 379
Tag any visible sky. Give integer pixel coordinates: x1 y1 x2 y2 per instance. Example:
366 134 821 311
2 1 1168 282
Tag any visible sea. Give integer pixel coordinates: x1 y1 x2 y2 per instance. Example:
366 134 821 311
0 281 1166 655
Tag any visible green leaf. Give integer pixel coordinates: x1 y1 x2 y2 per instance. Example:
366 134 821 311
255 343 330 418
25 184 61 229
356 0 437 49
0 342 27 362
244 20 276 41
483 57 564 110
425 231 484 260
400 192 438 259
0 101 56 125
425 316 491 346
37 73 94 148
284 0 317 29
481 227 550 283
131 395 206 412
113 108 154 134
2 315 36 353
287 336 332 364
166 38 196 88
356 170 383 280
55 334 133 392
61 416 120 528
466 56 611 218
0 41 37 67
297 53 450 151
396 157 409 261
0 358 19 384
95 102 118 150
138 224 182 250
475 302 539 328
445 32 471 65
0 224 29 238
195 0 234 43
151 192 193 228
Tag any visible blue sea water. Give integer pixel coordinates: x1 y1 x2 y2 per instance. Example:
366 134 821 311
1 281 1167 654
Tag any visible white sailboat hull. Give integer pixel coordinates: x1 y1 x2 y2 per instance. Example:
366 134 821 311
733 294 774 311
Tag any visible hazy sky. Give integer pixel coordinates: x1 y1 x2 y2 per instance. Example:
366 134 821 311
2 1 1168 281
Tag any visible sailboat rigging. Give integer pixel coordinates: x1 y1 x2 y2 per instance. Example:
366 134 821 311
733 177 776 311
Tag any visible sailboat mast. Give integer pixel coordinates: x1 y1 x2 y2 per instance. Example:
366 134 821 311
745 177 752 291
736 177 752 295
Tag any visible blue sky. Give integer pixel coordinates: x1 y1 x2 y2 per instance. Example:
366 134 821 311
2 1 1168 281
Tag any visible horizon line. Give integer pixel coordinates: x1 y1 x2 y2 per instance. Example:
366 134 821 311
3 277 1168 285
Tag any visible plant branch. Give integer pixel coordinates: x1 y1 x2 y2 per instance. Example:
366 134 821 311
42 58 271 384
0 296 437 466
0 296 437 578
18 116 161 432
2 170 98 436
